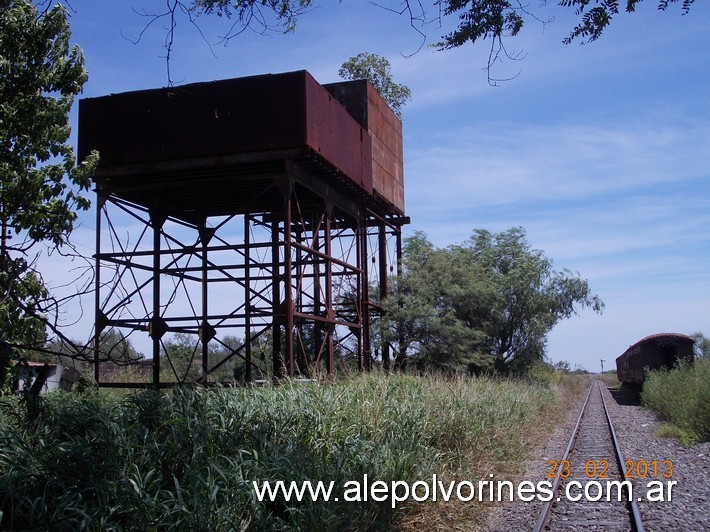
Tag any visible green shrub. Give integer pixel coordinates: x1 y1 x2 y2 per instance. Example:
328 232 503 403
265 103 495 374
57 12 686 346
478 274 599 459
642 357 710 444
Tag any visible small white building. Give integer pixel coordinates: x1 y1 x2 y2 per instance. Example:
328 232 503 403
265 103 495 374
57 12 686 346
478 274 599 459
14 361 80 394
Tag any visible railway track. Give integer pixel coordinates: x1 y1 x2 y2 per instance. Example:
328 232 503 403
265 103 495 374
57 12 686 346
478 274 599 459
533 380 644 531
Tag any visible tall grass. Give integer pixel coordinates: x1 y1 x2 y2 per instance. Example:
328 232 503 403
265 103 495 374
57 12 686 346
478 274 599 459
0 373 558 530
642 357 710 445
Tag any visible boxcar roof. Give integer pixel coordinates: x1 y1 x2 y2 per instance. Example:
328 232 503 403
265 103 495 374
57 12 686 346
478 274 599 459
633 333 695 345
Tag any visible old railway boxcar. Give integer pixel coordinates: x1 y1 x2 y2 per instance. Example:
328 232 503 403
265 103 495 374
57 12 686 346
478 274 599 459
616 333 695 385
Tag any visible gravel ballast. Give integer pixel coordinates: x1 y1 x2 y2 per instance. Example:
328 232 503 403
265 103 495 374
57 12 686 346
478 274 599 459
487 380 710 530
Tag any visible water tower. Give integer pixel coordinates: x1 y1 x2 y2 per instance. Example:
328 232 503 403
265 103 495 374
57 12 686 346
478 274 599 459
78 70 408 387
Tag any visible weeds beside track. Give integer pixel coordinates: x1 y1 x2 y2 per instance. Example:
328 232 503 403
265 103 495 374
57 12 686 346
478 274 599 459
642 357 710 445
0 372 562 530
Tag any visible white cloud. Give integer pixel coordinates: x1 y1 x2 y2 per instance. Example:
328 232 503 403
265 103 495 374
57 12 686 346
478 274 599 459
405 116 710 210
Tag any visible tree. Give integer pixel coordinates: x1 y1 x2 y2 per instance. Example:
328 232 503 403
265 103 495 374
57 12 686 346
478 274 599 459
209 334 250 380
190 0 313 32
383 228 604 373
467 228 604 371
188 0 695 45
0 1 98 364
141 0 698 84
691 331 710 358
96 329 143 364
382 231 495 372
338 53 412 118
162 332 248 382
126 0 315 83
432 0 696 82
162 333 202 381
553 360 571 373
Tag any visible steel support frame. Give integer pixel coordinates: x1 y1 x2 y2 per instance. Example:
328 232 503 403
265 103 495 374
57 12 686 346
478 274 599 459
93 177 404 387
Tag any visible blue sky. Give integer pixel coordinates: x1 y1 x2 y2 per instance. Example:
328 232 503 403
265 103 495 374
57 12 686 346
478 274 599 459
52 0 709 372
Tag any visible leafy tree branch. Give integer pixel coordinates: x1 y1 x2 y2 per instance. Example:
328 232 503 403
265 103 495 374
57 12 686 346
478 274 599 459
1 0 98 368
338 52 412 118
126 0 698 84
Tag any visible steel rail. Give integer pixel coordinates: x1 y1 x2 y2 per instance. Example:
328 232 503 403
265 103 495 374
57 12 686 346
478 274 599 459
600 382 645 532
533 381 645 532
533 382 595 532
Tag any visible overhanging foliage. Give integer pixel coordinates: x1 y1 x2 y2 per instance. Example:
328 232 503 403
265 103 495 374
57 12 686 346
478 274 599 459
0 0 98 359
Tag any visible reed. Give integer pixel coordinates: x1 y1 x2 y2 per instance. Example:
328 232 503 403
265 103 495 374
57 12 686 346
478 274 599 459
0 372 559 530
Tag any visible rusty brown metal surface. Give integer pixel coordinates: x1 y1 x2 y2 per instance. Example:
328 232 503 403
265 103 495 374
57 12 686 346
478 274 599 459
303 76 374 195
79 71 376 210
616 332 696 385
79 71 405 221
324 80 405 214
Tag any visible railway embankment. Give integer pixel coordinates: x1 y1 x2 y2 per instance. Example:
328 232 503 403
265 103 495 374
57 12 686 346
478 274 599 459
489 376 710 530
608 382 710 530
